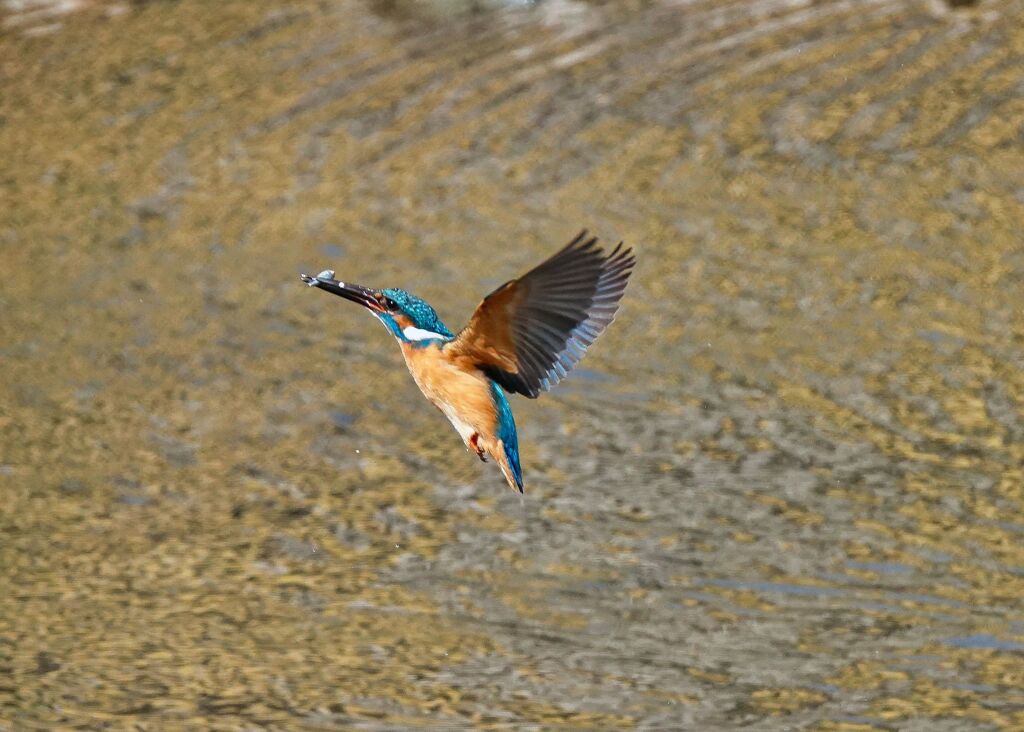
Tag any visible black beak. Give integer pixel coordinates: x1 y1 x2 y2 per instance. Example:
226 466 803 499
299 270 383 312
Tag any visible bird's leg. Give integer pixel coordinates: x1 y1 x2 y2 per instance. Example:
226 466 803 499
469 433 487 462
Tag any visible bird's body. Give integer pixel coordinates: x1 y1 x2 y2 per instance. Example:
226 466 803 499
301 231 635 493
400 337 523 491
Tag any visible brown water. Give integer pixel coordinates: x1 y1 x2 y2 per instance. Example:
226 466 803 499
2 0 1024 728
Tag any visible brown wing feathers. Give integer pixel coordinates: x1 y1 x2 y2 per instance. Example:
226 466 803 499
451 231 635 398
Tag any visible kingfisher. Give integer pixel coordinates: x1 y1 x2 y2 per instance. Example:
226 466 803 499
300 230 635 493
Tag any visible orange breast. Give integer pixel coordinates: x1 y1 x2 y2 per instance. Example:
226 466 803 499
400 342 498 438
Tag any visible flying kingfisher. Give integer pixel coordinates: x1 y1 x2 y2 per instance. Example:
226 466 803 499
300 230 635 493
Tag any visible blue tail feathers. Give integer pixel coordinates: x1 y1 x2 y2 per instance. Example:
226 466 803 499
489 380 523 492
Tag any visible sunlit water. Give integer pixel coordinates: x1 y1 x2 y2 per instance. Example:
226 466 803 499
2 0 1023 728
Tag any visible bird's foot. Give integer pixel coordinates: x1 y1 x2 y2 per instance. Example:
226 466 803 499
469 433 487 462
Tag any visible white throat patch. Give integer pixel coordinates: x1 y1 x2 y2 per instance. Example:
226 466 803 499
402 325 445 342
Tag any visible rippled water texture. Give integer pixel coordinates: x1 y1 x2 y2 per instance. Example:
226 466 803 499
2 0 1024 728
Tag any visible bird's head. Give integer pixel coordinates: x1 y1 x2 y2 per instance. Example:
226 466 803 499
300 270 454 344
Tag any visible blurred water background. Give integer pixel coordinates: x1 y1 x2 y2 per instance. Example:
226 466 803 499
2 0 1024 728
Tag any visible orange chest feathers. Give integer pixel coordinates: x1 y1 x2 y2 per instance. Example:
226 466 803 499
399 342 498 435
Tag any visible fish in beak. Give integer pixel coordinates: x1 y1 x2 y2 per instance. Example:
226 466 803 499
299 270 383 312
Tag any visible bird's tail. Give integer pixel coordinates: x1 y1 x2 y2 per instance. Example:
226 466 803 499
488 381 523 493
495 439 524 494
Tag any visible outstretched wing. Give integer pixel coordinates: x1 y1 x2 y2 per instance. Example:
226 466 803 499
448 230 635 398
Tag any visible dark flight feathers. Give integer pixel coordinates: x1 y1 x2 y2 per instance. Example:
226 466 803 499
450 230 636 398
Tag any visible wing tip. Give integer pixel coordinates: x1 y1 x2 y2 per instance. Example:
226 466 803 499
564 228 601 254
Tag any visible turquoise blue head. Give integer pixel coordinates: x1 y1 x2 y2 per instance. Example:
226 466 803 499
377 288 454 340
300 270 453 343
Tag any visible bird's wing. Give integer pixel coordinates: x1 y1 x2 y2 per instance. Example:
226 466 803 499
448 230 635 398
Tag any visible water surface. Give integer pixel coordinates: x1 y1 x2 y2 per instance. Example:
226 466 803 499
2 0 1024 728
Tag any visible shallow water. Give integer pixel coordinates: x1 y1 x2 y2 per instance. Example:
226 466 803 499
2 0 1024 728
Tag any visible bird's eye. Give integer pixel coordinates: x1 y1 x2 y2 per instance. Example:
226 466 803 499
383 296 399 311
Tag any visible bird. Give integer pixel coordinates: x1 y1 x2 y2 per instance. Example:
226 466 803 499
300 230 635 493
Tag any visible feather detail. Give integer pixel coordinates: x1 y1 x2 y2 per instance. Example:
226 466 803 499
448 230 636 398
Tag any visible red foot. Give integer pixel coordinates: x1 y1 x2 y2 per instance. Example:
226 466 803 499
469 433 487 462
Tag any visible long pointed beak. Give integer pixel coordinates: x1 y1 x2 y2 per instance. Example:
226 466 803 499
299 270 383 312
